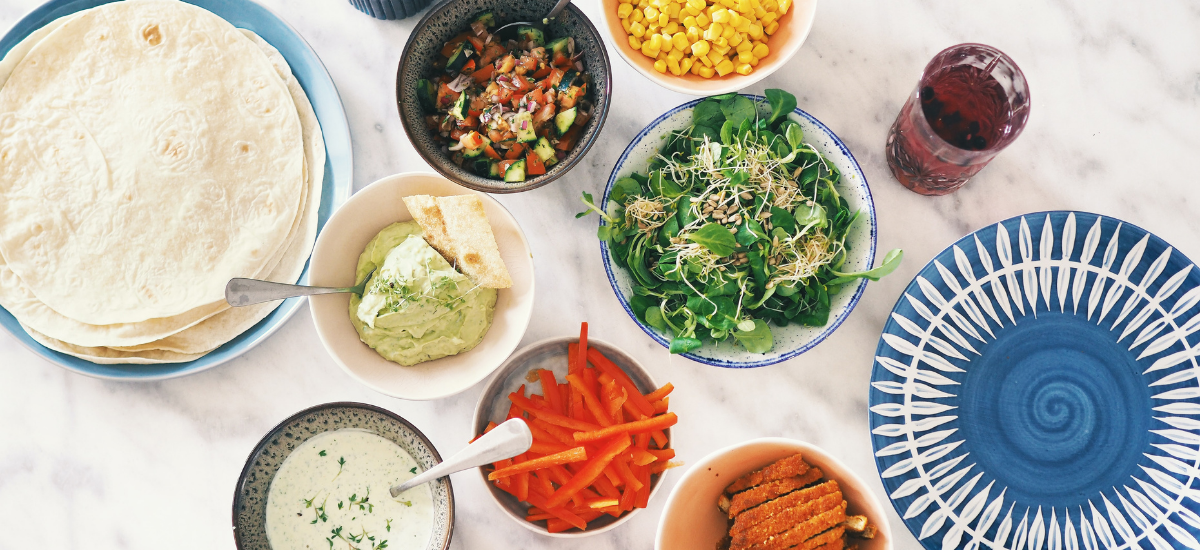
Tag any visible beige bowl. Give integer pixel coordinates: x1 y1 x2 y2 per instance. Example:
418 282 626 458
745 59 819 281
656 438 892 550
598 0 818 96
308 172 535 400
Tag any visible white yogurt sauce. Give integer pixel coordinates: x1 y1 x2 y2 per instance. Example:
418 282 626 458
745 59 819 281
266 429 435 550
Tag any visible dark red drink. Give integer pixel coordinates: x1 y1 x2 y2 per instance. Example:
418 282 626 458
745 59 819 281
886 44 1030 195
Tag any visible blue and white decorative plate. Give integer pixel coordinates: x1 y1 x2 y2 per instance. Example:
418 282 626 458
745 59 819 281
870 211 1200 550
0 0 352 380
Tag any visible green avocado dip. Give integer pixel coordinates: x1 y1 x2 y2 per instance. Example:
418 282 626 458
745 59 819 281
349 221 497 366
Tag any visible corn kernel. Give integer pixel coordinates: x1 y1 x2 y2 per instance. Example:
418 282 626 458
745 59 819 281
753 6 767 18
749 55 759 66
617 3 634 17
698 52 713 66
689 56 704 73
641 41 659 57
628 35 643 49
620 0 633 4
686 0 705 10
721 25 736 39
686 26 702 41
707 49 723 65
752 43 769 58
748 22 763 39
683 5 700 16
659 33 674 52
680 57 694 74
728 11 742 26
630 8 644 21
704 22 723 39
690 39 710 56
698 65 716 78
664 21 680 34
761 12 777 25
765 21 778 34
736 20 751 32
644 6 659 19
711 8 730 23
647 22 659 33
668 48 686 62
736 39 752 52
630 21 646 36
638 0 648 7
669 32 688 51
649 34 664 49
735 63 753 75
667 57 682 75
696 12 710 26
720 0 736 8
715 58 734 76
622 18 633 32
657 12 667 26
736 49 753 63
778 0 791 13
713 44 730 56
711 36 728 48
762 0 777 11
737 0 753 12
682 15 698 27
653 59 668 73
658 51 670 60
728 32 742 47
664 2 681 17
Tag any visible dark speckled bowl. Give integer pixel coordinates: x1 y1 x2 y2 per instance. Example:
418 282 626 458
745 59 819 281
397 0 612 193
232 402 453 550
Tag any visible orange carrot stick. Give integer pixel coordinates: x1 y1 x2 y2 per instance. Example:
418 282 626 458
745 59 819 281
530 418 577 446
525 493 588 530
614 456 643 491
645 382 674 402
509 392 602 432
585 497 620 509
651 430 668 448
573 413 678 444
631 448 658 466
545 435 632 508
470 421 498 443
587 347 655 416
647 448 676 461
539 369 565 415
576 322 589 373
566 373 614 428
653 397 669 414
529 440 571 455
488 447 588 480
515 470 530 501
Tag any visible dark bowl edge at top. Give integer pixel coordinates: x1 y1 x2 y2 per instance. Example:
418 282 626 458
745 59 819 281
395 0 612 194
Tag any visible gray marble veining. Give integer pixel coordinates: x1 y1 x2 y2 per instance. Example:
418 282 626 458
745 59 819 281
1 0 1198 548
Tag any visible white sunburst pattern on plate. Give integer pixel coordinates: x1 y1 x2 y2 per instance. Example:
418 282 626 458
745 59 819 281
869 211 1200 550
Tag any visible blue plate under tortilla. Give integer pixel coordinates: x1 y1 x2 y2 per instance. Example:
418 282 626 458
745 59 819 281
0 0 352 380
870 211 1200 550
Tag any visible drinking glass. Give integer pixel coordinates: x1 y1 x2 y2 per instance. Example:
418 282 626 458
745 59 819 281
885 43 1031 196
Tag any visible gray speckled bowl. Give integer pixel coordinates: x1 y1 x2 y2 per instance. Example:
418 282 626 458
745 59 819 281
397 0 612 193
233 402 453 550
471 336 672 537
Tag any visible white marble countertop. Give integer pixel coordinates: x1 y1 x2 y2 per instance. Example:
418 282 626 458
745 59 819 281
2 0 1199 548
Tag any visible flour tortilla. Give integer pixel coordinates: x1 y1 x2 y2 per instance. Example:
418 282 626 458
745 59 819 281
107 31 325 355
0 0 305 325
0 21 323 353
21 322 209 364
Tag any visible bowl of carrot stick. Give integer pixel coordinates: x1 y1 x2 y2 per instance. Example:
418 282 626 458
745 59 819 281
471 322 679 536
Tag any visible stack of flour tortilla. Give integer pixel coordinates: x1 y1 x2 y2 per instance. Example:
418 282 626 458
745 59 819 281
0 0 324 364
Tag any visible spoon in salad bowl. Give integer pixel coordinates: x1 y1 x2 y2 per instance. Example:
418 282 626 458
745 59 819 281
493 0 574 36
224 268 376 307
390 417 533 497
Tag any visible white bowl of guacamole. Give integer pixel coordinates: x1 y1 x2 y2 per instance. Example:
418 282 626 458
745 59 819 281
308 173 535 401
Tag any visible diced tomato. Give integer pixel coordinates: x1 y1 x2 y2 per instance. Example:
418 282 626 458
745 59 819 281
463 115 480 128
553 52 572 68
505 143 526 160
467 35 486 53
449 128 465 141
532 66 553 79
512 75 533 91
497 54 517 74
472 64 495 84
440 32 472 57
461 59 476 74
556 126 581 150
463 131 485 148
548 69 565 88
436 82 460 108
498 159 515 173
479 43 508 66
526 152 546 175
511 92 526 110
520 55 538 72
494 87 513 104
526 88 544 105
532 103 556 126
559 86 582 109
483 145 502 160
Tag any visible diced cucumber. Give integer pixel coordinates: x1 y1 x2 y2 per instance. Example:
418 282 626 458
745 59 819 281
504 159 527 182
547 37 571 61
489 161 502 178
532 137 558 166
513 112 537 143
557 70 581 91
449 92 468 120
471 158 493 176
472 11 497 28
461 132 490 158
554 107 577 136
516 26 545 46
445 41 474 74
416 79 437 111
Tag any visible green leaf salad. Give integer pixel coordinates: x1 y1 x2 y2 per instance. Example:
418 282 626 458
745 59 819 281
579 90 902 355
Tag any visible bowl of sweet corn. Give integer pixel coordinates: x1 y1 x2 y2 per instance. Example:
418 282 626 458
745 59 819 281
599 0 816 95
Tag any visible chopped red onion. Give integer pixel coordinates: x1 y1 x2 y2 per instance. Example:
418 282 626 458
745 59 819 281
574 61 584 71
521 120 528 130
447 74 473 93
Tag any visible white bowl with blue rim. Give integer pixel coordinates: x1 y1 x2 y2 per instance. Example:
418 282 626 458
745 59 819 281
0 0 353 380
599 95 877 368
869 211 1200 550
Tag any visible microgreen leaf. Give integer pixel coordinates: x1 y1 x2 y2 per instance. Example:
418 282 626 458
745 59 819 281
687 223 737 257
765 89 797 123
733 319 773 353
668 336 703 354
827 249 904 285
719 95 756 128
